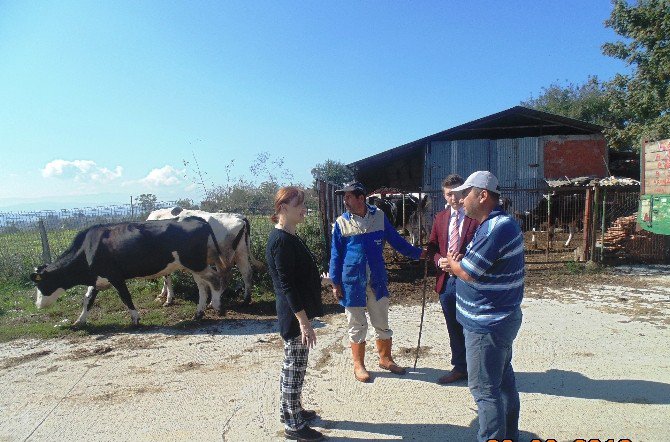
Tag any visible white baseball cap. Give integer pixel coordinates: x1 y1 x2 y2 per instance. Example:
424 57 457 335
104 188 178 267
452 171 501 194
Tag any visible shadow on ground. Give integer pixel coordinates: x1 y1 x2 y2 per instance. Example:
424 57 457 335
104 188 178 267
317 417 540 441
377 367 670 405
517 369 670 404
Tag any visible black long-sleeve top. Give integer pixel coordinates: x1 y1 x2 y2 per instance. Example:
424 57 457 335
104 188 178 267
266 227 324 340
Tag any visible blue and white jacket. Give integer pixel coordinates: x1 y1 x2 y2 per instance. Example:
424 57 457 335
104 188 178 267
329 204 422 307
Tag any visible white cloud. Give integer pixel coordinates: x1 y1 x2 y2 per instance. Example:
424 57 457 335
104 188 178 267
139 165 183 187
41 159 123 183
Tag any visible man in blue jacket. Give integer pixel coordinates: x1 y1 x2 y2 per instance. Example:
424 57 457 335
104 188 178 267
329 181 426 382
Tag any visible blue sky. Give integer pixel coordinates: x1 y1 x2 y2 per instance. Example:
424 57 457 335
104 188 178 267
0 1 627 209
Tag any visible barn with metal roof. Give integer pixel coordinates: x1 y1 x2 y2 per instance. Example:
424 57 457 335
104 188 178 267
349 106 608 200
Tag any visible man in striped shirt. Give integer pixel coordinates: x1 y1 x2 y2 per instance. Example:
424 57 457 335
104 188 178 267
446 171 524 442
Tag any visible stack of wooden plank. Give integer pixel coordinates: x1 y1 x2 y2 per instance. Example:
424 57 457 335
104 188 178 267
603 213 654 262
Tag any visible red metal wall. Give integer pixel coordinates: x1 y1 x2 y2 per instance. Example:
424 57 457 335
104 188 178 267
544 137 608 179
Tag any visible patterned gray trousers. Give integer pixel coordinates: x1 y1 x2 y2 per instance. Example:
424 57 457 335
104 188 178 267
280 336 309 431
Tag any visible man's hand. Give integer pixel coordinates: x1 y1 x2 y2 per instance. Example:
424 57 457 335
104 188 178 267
332 283 343 301
438 257 450 272
419 248 429 260
447 250 464 264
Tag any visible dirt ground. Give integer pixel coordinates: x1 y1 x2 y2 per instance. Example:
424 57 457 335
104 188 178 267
1 264 669 442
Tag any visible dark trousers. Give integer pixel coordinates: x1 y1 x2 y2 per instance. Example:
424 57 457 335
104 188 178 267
439 275 467 373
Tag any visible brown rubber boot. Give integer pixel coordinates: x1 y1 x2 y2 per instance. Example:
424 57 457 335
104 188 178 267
350 341 371 382
376 338 406 375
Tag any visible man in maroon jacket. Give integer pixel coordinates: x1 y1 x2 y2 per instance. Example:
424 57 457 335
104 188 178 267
427 174 479 384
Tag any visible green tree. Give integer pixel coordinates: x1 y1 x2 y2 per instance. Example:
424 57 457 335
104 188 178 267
602 0 670 150
311 159 354 188
522 76 614 127
201 180 279 214
174 198 198 210
136 193 158 213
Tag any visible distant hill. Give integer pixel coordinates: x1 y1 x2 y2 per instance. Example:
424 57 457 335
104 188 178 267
0 193 132 212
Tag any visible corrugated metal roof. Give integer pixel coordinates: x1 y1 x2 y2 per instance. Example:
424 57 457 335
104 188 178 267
349 106 603 169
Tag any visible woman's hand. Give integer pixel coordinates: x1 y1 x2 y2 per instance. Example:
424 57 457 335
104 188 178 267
299 320 317 349
320 272 332 287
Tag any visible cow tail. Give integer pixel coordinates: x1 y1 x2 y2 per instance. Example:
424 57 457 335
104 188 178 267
205 222 227 269
242 217 265 271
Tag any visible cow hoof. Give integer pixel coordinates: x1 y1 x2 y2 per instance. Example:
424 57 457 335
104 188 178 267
194 311 204 321
154 297 164 303
162 300 173 307
72 321 86 328
242 297 252 306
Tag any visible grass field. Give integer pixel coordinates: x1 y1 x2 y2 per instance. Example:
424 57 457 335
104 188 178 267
0 270 286 342
0 213 328 342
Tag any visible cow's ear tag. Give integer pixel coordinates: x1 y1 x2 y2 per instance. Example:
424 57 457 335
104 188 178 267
30 273 41 282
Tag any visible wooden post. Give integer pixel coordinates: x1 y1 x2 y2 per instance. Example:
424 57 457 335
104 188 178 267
600 188 607 262
38 219 52 264
590 186 600 263
582 187 594 261
317 181 331 264
418 189 422 246
330 184 336 224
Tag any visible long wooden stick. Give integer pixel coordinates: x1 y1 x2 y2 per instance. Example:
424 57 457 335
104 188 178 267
414 188 428 370
413 256 429 370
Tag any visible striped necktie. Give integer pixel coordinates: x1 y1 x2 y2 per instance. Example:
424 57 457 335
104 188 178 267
449 210 460 254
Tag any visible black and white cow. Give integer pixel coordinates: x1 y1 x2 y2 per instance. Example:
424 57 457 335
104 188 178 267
30 217 226 325
367 193 432 246
146 207 263 305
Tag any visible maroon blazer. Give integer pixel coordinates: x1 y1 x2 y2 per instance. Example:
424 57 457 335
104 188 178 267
427 208 479 294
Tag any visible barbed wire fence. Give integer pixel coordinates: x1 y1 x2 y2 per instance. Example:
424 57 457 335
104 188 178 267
0 201 177 281
0 194 328 284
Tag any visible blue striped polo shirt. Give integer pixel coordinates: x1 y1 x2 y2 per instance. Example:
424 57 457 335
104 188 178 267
455 206 524 333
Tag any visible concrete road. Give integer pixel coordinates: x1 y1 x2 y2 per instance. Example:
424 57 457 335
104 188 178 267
1 273 669 442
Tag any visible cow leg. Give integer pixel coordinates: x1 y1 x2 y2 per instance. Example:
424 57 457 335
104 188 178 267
235 256 253 305
74 286 99 326
202 267 225 315
111 280 140 325
155 276 174 306
193 268 225 319
565 223 575 247
531 228 538 249
155 276 168 303
163 276 175 306
192 276 210 320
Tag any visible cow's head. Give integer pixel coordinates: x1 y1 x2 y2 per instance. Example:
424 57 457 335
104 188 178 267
29 265 66 308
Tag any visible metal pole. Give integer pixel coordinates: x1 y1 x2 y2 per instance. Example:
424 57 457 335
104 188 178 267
402 194 406 234
545 192 551 261
600 188 607 262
